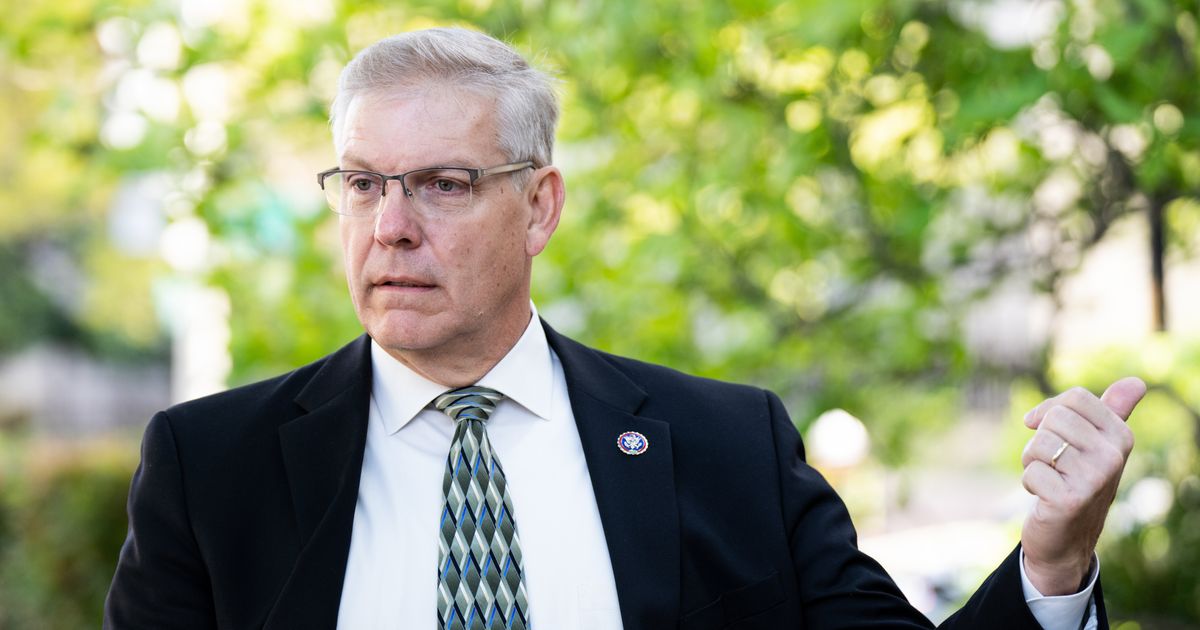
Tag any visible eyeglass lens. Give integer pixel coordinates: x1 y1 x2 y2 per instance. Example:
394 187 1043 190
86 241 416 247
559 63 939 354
324 168 475 216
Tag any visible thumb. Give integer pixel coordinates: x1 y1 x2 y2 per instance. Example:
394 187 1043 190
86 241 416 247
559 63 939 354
1100 376 1148 421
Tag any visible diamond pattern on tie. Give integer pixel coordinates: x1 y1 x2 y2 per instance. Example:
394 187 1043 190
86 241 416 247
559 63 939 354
435 387 529 630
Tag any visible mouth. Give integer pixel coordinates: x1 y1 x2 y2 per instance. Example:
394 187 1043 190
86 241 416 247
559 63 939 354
374 277 437 290
380 281 434 288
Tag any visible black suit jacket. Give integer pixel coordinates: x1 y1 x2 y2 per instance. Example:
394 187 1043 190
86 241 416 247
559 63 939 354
105 324 1106 629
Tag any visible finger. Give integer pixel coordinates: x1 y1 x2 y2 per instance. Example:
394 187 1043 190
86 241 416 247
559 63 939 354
1025 392 1074 430
1027 382 1139 434
1032 407 1131 502
1024 399 1048 429
1022 427 1073 470
1100 376 1147 422
1022 460 1068 498
1024 416 1098 475
1022 422 1063 469
1039 404 1103 452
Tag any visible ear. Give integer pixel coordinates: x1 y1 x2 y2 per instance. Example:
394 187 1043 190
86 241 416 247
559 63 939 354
524 165 565 257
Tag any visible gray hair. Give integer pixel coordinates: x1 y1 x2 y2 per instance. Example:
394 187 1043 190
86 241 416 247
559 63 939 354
330 28 558 171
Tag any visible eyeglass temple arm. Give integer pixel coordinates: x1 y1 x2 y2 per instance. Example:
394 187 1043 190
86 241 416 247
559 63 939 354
475 161 535 180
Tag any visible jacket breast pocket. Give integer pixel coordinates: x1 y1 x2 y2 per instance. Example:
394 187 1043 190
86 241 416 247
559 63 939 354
678 571 787 630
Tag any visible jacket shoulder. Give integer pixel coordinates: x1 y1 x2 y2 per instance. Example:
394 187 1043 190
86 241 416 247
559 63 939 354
565 344 778 436
165 357 319 423
544 323 774 419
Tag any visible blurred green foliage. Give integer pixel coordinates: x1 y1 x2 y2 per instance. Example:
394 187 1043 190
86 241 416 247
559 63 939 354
2 0 1199 627
0 438 137 629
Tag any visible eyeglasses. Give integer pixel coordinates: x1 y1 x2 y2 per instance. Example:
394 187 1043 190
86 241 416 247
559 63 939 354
316 161 534 217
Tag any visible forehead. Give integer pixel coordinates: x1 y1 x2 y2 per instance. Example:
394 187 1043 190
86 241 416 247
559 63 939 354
338 85 502 170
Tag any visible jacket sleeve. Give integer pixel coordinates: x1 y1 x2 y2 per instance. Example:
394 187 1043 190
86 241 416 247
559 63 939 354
104 411 218 629
766 389 1051 629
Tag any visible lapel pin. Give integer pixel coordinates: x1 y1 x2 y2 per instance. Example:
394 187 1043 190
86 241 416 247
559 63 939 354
617 431 649 456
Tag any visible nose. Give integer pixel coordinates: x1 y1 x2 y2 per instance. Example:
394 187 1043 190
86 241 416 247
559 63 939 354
373 185 423 249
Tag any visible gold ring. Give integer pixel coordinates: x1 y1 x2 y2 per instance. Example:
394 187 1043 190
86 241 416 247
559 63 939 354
1051 441 1071 469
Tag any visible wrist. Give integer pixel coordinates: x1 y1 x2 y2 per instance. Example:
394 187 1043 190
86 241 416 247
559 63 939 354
1023 553 1093 596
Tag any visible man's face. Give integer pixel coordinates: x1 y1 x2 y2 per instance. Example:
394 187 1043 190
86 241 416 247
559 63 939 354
337 86 545 374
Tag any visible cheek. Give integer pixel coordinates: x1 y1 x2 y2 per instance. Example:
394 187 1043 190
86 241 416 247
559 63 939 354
444 230 514 288
340 223 369 266
339 224 375 303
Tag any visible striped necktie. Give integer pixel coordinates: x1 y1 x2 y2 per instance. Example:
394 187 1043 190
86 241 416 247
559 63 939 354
434 386 530 630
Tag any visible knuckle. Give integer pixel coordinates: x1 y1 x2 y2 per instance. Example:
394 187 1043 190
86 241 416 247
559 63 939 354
1033 428 1056 453
1084 445 1124 478
1042 407 1070 433
1115 425 1135 454
1101 444 1127 471
1064 387 1091 406
1021 468 1037 494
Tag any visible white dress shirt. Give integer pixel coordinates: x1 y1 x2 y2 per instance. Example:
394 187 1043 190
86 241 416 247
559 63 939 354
336 308 1097 629
1021 550 1099 630
337 309 624 629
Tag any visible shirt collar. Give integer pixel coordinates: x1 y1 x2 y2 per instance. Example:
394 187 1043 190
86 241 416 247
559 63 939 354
370 304 555 435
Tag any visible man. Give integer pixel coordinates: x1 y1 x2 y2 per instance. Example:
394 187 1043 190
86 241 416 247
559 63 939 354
105 28 1144 629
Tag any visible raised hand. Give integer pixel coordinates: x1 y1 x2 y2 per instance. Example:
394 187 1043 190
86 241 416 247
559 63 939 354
1019 377 1146 595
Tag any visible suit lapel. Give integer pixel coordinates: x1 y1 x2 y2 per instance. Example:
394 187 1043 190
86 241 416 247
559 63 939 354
545 323 681 630
265 335 372 629
260 327 683 628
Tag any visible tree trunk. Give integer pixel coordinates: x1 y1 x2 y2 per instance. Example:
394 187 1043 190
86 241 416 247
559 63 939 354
1149 197 1167 332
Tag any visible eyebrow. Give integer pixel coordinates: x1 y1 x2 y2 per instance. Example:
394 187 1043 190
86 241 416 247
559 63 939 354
339 153 379 171
339 152 482 172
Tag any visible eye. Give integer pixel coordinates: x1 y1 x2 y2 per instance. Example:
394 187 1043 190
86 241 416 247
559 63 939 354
345 173 380 194
433 178 462 193
410 170 471 197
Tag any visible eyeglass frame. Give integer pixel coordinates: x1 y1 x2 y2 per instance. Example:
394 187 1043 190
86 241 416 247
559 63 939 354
315 161 535 216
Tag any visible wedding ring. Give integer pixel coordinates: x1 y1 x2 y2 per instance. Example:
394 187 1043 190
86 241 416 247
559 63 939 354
1050 441 1071 469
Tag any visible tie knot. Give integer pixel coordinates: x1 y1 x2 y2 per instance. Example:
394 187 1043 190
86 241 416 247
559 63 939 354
434 386 505 423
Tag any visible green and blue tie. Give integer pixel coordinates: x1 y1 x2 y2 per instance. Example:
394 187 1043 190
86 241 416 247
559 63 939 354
435 386 530 630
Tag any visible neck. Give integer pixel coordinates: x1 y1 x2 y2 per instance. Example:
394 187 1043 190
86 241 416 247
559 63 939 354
382 303 532 388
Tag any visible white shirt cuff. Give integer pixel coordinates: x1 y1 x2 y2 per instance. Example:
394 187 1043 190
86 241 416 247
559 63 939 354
1019 549 1099 630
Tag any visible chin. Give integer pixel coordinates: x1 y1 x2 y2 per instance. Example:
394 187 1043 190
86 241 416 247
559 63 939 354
362 312 450 354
